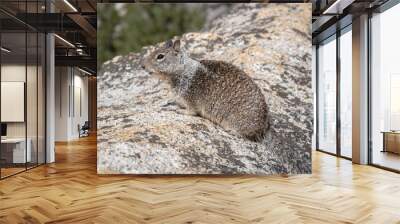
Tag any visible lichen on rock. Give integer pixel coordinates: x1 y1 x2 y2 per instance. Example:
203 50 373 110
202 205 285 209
97 3 312 175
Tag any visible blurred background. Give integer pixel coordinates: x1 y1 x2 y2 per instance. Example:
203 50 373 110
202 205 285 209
97 3 233 67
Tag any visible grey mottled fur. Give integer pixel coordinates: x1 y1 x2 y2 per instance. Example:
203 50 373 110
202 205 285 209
143 39 269 140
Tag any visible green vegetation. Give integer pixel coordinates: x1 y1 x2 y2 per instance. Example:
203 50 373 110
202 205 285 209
98 4 206 67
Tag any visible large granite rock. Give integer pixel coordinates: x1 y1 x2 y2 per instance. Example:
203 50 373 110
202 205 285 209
97 3 312 175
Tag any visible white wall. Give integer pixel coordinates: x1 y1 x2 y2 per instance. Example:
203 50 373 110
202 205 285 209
55 66 69 141
1 65 39 138
72 73 89 138
54 67 89 141
1 63 46 164
1 65 26 136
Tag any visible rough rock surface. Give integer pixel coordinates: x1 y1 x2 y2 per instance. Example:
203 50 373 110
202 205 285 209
97 3 312 175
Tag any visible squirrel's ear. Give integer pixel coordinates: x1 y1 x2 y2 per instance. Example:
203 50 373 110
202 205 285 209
165 39 173 48
173 39 181 52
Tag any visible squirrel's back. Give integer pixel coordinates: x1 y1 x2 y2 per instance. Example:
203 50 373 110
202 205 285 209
185 60 269 140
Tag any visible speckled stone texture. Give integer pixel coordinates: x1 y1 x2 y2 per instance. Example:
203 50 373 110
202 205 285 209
97 3 312 175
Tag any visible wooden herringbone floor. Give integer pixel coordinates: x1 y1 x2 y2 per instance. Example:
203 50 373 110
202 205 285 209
1 135 400 224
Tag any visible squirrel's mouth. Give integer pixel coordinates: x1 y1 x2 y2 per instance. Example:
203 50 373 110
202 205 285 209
144 68 155 75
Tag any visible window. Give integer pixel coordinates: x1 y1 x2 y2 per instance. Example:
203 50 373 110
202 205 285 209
317 36 337 154
370 2 400 171
340 27 352 158
0 1 46 179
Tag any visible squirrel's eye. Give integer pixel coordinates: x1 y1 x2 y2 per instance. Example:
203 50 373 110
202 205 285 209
156 54 164 60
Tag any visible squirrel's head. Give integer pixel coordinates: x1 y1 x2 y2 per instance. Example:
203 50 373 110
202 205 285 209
142 39 185 78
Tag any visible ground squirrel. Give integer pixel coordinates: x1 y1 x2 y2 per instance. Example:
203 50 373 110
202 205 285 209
142 39 269 141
